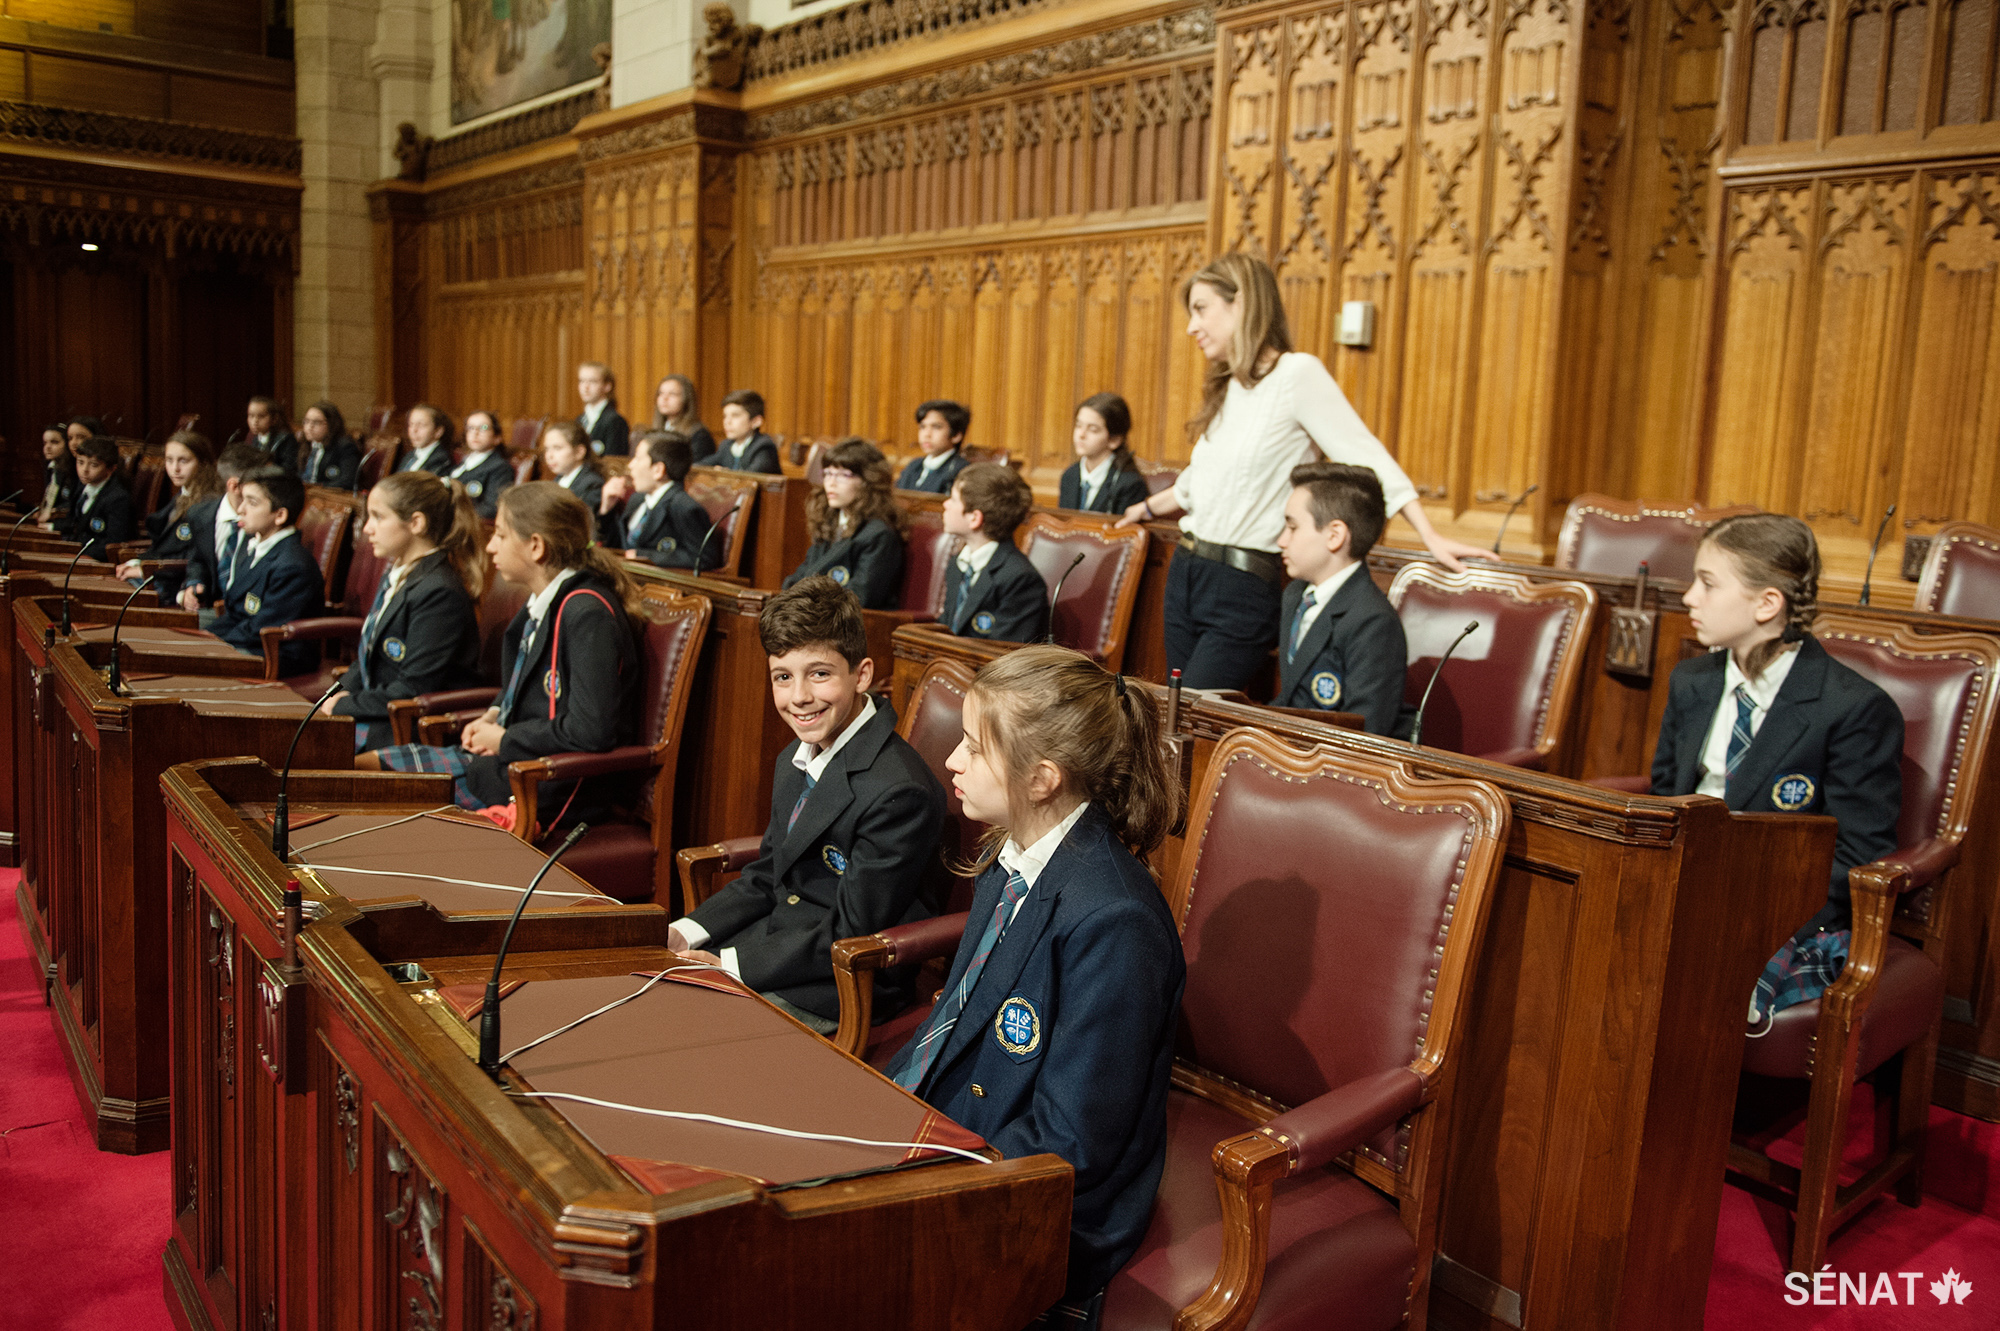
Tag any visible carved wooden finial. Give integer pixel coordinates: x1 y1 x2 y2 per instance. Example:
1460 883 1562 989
693 3 761 91
391 121 430 182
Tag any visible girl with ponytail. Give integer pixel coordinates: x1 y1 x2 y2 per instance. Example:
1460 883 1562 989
1650 513 1904 1024
320 472 485 751
363 482 648 830
884 644 1186 1322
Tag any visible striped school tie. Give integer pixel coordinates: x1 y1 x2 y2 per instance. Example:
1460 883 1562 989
354 568 397 689
788 773 817 831
1287 587 1317 662
893 868 1030 1094
217 523 242 593
1724 684 1756 779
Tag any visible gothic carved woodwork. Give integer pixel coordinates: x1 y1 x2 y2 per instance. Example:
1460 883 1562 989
379 1124 448 1331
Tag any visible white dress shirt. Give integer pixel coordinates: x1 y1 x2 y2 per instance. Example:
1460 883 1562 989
556 466 585 491
918 449 957 483
582 400 606 432
672 695 879 975
956 537 1000 578
997 800 1090 927
211 493 240 560
450 450 495 478
1076 454 1114 509
244 525 299 567
627 481 671 529
77 480 105 513
1290 560 1366 647
1172 352 1418 553
1696 643 1802 797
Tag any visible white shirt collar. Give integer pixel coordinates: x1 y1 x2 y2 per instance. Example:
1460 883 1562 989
1307 560 1366 608
1078 453 1114 487
1723 640 1801 710
729 434 756 459
634 479 673 515
791 694 878 783
247 526 299 563
957 538 1000 575
998 800 1090 890
582 400 605 428
525 567 576 624
557 466 584 488
81 480 105 504
452 450 495 474
920 448 958 475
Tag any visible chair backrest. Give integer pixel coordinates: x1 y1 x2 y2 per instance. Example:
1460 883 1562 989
366 404 398 436
357 438 401 490
802 440 829 488
175 412 200 433
1171 727 1509 1169
473 574 529 684
898 506 961 616
297 488 357 591
683 467 761 577
338 515 391 617
1388 565 1598 760
511 450 542 485
631 583 713 835
896 657 982 913
129 449 168 516
1916 521 2000 621
1019 511 1148 668
1554 494 1760 582
1815 613 2000 858
1134 458 1179 497
508 416 548 454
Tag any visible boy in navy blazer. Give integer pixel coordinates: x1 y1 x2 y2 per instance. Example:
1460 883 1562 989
576 361 631 456
208 466 326 675
670 577 946 1031
714 390 782 474
940 463 1049 643
59 435 137 561
609 431 723 571
897 399 972 493
1271 462 1413 736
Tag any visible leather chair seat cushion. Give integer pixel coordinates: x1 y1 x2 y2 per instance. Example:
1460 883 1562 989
1103 1094 1414 1331
1741 938 1945 1080
550 822 656 903
864 994 937 1071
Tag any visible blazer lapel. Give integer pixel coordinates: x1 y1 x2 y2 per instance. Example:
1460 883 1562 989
931 850 1072 1077
1724 642 1824 810
775 706 892 874
630 496 668 549
1677 655 1726 796
951 563 990 632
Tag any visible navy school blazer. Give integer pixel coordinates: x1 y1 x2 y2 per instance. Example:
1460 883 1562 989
39 459 79 516
886 804 1186 1299
140 494 208 602
683 423 719 465
609 485 722 571
687 701 947 1021
1058 460 1151 517
580 407 631 457
210 532 326 675
464 571 642 819
1651 635 1903 937
713 432 782 475
1274 568 1415 737
261 430 301 472
332 551 481 749
896 448 970 495
784 516 905 610
295 436 364 490
177 498 229 601
942 540 1050 643
61 478 137 561
555 467 605 515
445 451 517 519
396 442 455 477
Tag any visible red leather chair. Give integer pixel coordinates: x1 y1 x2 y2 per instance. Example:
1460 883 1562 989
356 436 401 489
682 468 760 579
174 412 200 433
1554 493 1760 583
384 575 531 744
297 487 357 592
1729 614 2000 1271
1020 510 1148 669
1136 459 1180 497
261 510 392 693
1388 564 1598 769
128 449 168 518
861 507 959 685
1915 520 2000 621
366 404 398 437
825 657 984 1065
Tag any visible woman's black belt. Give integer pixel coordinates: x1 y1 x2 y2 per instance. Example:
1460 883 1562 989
1179 534 1284 587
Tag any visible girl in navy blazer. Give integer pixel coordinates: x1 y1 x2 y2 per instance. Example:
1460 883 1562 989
783 437 906 609
1059 393 1151 516
448 411 518 519
364 483 646 830
119 430 222 603
540 420 606 517
887 645 1186 1324
1650 514 1903 1023
318 472 485 751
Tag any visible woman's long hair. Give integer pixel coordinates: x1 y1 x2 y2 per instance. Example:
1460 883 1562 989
652 374 703 436
1183 252 1293 444
804 437 907 543
166 431 222 520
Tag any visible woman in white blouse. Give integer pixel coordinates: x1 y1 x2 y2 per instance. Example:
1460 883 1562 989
1118 253 1491 690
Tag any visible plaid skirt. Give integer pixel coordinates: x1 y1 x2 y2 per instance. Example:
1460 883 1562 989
1750 927 1850 1026
372 742 487 810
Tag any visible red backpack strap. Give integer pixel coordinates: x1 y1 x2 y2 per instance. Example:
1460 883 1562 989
544 587 620 719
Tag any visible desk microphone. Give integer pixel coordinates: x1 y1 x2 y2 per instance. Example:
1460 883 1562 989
271 678 347 863
0 488 23 521
693 517 720 573
1409 620 1481 750
478 822 592 1080
1 507 35 575
1858 503 1896 607
1492 484 1539 555
1046 552 1086 644
56 544 91 637
105 575 155 695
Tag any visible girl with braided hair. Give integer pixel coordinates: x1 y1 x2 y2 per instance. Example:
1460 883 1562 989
1649 513 1904 1023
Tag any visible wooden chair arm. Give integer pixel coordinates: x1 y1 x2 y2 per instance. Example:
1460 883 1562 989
1474 746 1546 771
1884 837 1958 892
1588 774 1653 794
1817 860 1910 1029
675 836 763 914
260 617 364 680
505 746 661 842
829 911 971 1057
415 709 490 747
388 688 499 745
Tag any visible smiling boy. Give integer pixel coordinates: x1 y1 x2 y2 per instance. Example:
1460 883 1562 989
669 575 946 1033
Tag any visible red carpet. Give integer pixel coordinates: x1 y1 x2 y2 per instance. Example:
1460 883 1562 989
0 863 1995 1328
0 870 173 1331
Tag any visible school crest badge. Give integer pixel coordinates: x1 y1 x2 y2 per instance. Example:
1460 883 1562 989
466 480 483 498
243 593 262 614
994 996 1042 1057
1772 773 1817 811
543 670 561 699
175 521 194 541
822 845 848 874
828 565 851 587
656 536 677 552
383 637 407 662
1311 671 1343 708
972 610 996 635
89 517 104 533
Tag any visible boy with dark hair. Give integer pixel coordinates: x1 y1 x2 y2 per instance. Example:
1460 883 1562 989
610 431 723 571
669 575 946 1033
208 465 325 675
898 398 971 493
715 390 781 474
940 462 1049 643
575 361 630 457
59 435 137 560
180 442 273 623
1272 461 1413 736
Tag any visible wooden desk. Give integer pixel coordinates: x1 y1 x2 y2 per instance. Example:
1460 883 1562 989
162 758 1072 1331
14 607 348 1153
699 467 813 591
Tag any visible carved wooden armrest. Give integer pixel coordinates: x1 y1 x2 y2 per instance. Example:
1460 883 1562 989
415 708 490 747
259 616 363 680
1883 837 1957 893
674 836 763 915
1182 1067 1429 1331
506 746 658 842
1475 746 1546 771
388 687 499 745
829 911 971 1057
1816 861 1910 1032
1588 774 1653 795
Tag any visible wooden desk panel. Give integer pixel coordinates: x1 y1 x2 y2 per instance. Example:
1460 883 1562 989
161 759 1072 1331
14 615 348 1154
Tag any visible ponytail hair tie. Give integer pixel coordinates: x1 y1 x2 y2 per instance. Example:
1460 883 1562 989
1113 672 1128 698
